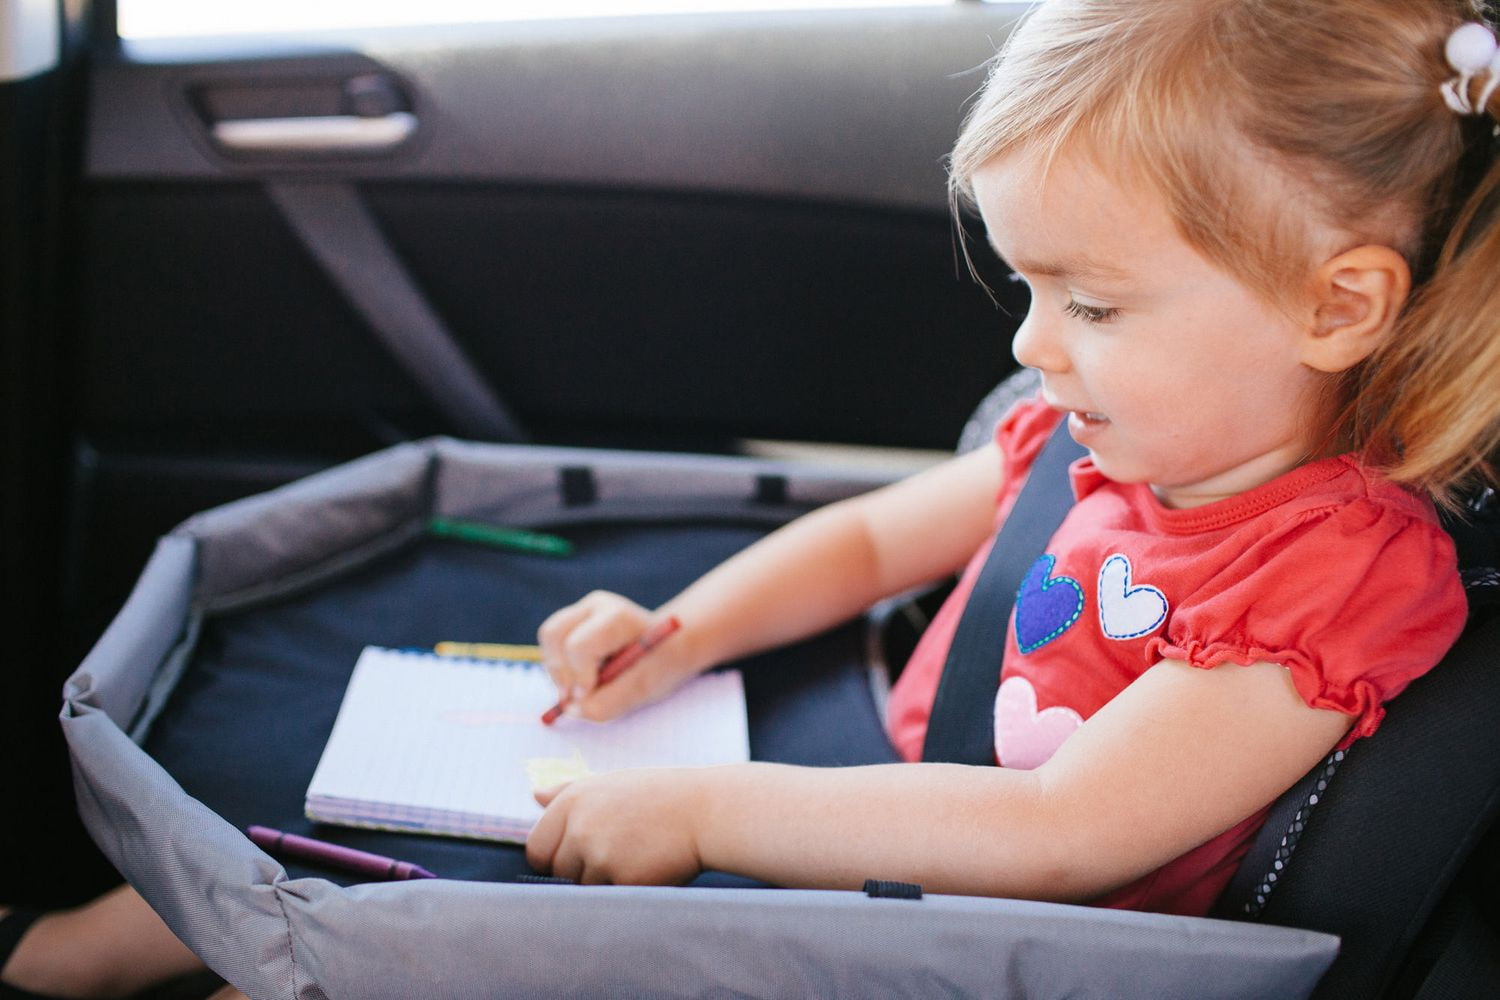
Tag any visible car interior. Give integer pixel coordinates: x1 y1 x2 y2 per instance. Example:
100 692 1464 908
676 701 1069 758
2 1 1497 997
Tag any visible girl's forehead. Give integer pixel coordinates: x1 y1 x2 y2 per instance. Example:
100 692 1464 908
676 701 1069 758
971 151 1180 279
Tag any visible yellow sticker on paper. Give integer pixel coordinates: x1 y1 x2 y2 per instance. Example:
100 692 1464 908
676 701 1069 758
525 748 594 790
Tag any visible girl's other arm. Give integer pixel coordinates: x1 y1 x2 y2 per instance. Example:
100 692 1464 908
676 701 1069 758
539 442 1003 720
528 656 1353 898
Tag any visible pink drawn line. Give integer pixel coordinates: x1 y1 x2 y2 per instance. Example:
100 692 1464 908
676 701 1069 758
440 710 536 727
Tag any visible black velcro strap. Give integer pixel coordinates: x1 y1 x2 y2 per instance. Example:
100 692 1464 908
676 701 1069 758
863 878 923 899
559 466 598 506
754 473 789 506
922 422 1085 765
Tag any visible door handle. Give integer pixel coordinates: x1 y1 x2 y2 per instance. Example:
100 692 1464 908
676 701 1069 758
211 110 417 153
193 70 415 158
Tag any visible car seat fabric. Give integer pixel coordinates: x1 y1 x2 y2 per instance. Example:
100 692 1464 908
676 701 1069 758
1243 608 1500 999
61 437 1340 999
956 365 1041 456
1199 491 1500 999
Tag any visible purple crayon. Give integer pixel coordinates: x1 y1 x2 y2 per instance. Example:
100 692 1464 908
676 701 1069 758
247 825 437 881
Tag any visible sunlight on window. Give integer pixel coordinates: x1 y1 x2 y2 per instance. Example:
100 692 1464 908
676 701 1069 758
118 0 953 40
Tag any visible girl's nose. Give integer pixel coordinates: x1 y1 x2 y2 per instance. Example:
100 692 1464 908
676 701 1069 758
1010 311 1069 374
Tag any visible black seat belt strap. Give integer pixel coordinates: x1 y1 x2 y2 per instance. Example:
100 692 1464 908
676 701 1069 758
921 421 1085 765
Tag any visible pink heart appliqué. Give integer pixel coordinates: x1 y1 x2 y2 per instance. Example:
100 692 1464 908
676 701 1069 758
993 676 1083 770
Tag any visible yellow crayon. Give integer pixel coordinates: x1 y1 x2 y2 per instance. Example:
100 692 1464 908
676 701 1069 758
434 642 543 662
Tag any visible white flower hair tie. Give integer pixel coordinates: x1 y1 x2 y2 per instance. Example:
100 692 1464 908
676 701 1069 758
1443 21 1500 115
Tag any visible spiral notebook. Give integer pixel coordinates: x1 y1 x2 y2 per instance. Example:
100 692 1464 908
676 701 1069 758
305 646 749 843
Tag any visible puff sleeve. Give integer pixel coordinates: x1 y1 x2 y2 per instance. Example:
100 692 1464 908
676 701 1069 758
1146 496 1466 745
995 396 1064 480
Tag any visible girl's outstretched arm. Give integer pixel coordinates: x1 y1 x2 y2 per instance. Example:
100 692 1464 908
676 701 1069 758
539 442 1003 720
526 656 1352 899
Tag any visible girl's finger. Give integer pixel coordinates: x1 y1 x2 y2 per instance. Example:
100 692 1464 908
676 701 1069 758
577 860 611 886
537 601 594 693
550 834 586 884
533 782 568 806
561 604 650 693
573 652 678 721
524 793 567 873
537 600 589 651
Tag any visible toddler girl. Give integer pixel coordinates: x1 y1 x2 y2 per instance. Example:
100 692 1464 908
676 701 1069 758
5 1 1499 996
528 0 1496 915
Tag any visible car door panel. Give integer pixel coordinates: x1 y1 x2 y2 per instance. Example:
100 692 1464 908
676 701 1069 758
67 5 1024 639
7 0 1030 901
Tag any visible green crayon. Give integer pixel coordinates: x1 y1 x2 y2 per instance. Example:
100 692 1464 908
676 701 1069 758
427 517 574 557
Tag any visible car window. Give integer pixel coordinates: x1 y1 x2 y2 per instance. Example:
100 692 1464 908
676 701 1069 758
118 0 958 39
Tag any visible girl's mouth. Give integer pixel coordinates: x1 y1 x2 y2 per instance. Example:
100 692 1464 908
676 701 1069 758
1067 410 1110 442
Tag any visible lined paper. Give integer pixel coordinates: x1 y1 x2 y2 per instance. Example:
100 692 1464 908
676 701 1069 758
306 646 749 842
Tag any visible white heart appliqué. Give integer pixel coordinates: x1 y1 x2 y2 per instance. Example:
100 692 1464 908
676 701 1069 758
992 676 1083 770
1097 553 1168 640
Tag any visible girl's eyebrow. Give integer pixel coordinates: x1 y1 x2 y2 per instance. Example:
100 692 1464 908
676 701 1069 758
988 242 1132 283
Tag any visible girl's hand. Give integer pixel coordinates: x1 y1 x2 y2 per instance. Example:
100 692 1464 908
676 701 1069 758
526 768 707 885
536 591 696 721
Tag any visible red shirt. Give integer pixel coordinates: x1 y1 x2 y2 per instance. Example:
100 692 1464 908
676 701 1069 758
885 397 1466 915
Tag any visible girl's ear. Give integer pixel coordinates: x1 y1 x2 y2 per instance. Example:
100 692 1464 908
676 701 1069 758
1300 245 1411 373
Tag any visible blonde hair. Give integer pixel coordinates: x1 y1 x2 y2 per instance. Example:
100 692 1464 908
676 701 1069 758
950 0 1500 507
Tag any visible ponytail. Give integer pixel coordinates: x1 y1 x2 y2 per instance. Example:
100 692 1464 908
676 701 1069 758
1353 113 1500 509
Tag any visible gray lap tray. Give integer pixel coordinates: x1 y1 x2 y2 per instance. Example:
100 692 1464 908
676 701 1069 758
62 438 1339 999
143 520 896 886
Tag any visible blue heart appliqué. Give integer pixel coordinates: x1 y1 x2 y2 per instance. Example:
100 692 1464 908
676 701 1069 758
1014 554 1084 654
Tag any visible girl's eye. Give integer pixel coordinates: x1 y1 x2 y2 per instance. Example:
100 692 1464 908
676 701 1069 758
1063 299 1121 324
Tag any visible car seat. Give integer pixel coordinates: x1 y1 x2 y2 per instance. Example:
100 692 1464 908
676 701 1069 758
938 368 1500 1000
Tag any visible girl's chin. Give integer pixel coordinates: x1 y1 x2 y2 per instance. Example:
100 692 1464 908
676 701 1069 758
1081 450 1160 492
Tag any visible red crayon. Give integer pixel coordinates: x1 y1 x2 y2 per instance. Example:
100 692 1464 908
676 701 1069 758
541 615 682 725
